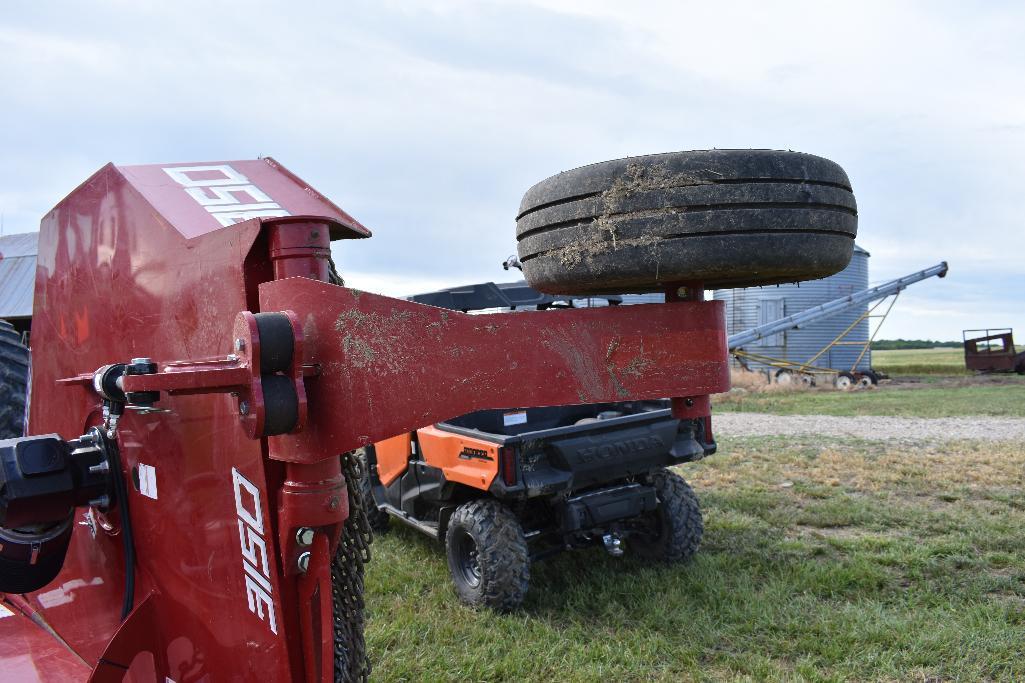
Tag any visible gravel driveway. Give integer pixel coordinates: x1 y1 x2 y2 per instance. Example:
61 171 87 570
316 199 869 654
714 412 1025 443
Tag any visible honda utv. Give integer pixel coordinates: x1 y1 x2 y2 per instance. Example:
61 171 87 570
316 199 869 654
358 397 711 610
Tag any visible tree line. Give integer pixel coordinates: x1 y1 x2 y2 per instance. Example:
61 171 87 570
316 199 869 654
870 339 962 350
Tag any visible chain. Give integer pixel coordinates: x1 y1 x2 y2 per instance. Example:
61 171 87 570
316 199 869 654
326 256 374 683
332 451 374 682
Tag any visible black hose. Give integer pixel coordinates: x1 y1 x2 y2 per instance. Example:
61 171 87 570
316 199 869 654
99 428 136 620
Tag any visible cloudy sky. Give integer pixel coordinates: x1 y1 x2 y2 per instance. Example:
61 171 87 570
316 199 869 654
2 1 1022 340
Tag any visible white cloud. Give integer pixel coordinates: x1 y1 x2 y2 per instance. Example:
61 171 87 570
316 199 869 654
1 1 1022 341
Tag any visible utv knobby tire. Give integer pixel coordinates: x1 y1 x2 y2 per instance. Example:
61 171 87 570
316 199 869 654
516 149 857 294
0 321 29 440
632 469 703 564
354 448 390 533
445 499 529 611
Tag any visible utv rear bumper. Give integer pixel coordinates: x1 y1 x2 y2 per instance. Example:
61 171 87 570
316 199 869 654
559 483 658 533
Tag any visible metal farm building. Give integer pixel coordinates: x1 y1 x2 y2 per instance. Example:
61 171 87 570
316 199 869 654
713 245 872 373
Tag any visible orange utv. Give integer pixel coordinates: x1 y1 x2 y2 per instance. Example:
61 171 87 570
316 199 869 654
357 282 714 610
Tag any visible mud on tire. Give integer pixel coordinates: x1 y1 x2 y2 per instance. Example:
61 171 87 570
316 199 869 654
631 468 703 564
445 499 530 611
0 321 29 440
516 149 857 294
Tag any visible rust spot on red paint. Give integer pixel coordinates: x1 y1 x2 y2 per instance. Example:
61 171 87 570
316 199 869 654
74 309 90 343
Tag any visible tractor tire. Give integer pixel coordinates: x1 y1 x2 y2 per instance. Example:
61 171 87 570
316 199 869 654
631 468 703 564
445 499 530 611
354 448 390 534
0 321 29 439
516 149 857 295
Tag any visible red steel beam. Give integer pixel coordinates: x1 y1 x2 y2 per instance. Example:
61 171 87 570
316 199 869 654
259 277 730 463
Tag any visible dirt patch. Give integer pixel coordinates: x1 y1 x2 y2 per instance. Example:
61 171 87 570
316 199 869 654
334 307 415 372
793 524 897 542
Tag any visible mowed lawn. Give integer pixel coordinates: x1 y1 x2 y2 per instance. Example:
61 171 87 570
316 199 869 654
364 437 1025 681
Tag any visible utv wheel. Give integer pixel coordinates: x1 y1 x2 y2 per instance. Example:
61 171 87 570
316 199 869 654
516 149 857 295
445 499 529 611
0 321 29 440
632 468 703 564
354 448 390 533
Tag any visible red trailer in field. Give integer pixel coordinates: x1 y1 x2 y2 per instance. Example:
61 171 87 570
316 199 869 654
963 329 1025 374
0 149 857 681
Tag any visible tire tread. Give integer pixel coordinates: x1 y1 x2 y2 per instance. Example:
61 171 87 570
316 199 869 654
446 499 529 611
633 468 703 564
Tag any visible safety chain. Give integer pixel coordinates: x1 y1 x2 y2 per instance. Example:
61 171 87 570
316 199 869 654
327 255 374 682
332 451 375 682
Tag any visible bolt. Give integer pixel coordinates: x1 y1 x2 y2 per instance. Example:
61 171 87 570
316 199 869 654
328 496 340 511
685 398 694 407
88 460 110 475
239 400 249 416
295 527 315 547
89 495 110 509
234 338 246 353
297 551 311 573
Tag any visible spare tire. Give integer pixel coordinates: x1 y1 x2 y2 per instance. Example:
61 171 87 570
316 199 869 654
516 149 857 294
0 321 29 439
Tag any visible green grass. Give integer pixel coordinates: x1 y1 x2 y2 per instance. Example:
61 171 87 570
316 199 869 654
713 382 1025 418
872 347 968 375
364 437 1025 681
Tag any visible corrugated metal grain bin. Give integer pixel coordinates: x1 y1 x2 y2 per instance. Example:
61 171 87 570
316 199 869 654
0 232 38 337
714 245 871 373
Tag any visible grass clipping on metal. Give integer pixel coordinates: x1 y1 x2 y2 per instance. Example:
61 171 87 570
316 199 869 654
363 436 1024 681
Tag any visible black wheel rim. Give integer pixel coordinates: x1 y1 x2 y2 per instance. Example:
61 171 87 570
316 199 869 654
453 529 482 588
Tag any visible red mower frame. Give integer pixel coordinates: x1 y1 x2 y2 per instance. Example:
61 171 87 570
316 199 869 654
1 159 729 682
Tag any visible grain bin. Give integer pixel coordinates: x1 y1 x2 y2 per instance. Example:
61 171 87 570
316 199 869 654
713 245 871 373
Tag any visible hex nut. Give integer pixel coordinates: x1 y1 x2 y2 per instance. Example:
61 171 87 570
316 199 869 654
295 527 315 547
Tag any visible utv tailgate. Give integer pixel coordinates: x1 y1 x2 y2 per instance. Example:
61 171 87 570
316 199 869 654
436 405 685 492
